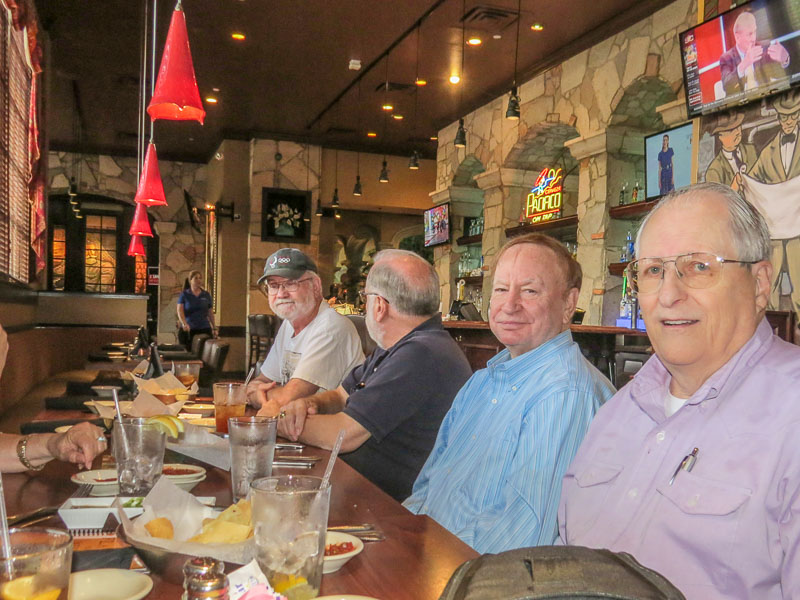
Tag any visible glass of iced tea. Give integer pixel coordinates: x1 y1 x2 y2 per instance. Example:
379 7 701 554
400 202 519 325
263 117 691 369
213 382 247 434
0 528 73 600
173 362 200 388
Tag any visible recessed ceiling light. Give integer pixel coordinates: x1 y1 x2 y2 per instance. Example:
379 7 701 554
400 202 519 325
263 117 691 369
212 87 220 92
392 114 404 120
493 34 502 39
530 23 544 31
231 32 246 40
205 96 218 104
367 132 378 138
381 103 393 111
449 75 460 84
415 78 427 86
430 136 438 141
466 37 482 46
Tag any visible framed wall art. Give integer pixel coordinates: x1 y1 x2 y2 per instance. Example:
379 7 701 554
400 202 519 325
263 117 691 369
261 187 311 244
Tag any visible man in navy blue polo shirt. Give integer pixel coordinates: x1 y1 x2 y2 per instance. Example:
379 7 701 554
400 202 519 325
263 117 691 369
277 249 472 501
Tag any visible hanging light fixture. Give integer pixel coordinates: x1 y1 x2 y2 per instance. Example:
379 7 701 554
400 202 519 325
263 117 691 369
134 142 168 206
128 235 146 257
454 0 468 149
379 159 390 183
334 209 342 220
353 80 363 196
332 149 341 208
408 151 420 170
332 188 340 208
147 0 206 123
409 26 422 171
315 201 323 217
353 175 363 196
454 119 467 148
507 0 522 120
130 203 154 237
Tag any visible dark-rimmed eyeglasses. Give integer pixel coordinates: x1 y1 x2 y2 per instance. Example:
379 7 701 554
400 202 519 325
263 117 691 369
358 290 390 304
627 252 758 296
259 277 313 295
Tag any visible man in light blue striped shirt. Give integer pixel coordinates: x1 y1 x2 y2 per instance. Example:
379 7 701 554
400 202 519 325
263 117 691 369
404 233 615 554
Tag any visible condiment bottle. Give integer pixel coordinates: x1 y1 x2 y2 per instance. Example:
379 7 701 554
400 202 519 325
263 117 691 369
183 557 227 600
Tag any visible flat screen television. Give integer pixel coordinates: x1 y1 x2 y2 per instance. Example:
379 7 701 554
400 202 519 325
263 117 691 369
679 0 800 118
424 203 450 247
644 122 694 200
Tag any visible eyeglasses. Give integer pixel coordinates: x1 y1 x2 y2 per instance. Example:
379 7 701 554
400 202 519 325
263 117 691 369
358 290 390 304
627 252 758 296
260 277 313 295
777 110 800 122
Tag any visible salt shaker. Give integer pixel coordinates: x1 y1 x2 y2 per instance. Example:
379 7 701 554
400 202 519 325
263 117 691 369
183 557 228 600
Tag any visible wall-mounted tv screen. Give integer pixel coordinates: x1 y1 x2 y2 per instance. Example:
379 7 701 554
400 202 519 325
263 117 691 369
424 203 450 247
644 122 694 200
679 0 800 118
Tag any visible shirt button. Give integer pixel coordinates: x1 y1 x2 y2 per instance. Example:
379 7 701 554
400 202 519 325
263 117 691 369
491 398 498 404
511 386 517 391
628 488 638 498
656 431 666 442
687 494 700 507
471 435 476 441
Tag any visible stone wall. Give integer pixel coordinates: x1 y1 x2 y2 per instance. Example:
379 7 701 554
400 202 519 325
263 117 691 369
432 0 696 324
47 151 207 342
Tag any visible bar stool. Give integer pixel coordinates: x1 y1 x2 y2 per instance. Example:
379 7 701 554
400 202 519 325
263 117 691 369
248 314 281 368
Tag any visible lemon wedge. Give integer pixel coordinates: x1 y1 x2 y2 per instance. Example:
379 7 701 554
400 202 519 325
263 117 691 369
1 576 62 600
145 415 183 439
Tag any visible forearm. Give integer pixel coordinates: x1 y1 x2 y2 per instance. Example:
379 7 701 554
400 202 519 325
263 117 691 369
266 378 321 406
177 305 188 328
307 387 348 414
297 413 370 452
0 433 55 472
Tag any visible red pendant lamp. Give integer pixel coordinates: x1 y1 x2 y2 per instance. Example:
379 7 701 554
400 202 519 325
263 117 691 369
127 235 146 257
130 204 154 237
147 1 205 123
134 142 168 206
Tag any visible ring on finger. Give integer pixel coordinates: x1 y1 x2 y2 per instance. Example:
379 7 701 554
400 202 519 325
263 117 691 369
97 436 107 442
279 411 286 419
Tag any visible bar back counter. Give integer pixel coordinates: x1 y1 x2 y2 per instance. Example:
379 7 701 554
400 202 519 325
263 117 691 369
444 310 796 387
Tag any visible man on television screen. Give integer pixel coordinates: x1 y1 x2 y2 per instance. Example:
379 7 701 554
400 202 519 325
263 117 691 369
719 11 790 96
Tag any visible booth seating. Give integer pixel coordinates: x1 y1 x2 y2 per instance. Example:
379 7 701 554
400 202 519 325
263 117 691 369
248 314 281 369
199 339 230 387
190 333 211 358
345 315 377 359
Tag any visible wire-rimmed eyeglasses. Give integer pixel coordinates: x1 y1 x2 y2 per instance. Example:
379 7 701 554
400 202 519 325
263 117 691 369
259 277 314 296
627 252 758 296
358 290 390 304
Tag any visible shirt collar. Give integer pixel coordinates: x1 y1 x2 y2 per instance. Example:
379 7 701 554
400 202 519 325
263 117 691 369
487 329 574 380
630 318 774 422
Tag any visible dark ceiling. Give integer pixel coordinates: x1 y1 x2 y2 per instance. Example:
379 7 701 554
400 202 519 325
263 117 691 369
35 0 672 164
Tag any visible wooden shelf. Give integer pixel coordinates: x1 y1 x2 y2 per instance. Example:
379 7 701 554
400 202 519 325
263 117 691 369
455 233 483 246
456 275 484 286
608 261 629 276
505 214 578 239
608 199 659 219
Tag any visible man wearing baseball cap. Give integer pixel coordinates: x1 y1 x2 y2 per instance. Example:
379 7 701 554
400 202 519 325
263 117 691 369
247 248 364 414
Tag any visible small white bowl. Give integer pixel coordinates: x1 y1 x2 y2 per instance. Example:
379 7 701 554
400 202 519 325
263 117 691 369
323 531 364 574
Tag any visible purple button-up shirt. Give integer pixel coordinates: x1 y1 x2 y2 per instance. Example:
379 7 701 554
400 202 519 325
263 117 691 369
559 319 800 599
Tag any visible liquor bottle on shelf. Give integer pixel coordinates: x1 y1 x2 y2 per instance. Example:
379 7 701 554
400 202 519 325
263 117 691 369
619 182 628 206
625 231 634 262
631 181 640 203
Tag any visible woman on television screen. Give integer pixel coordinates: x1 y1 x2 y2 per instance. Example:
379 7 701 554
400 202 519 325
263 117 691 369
658 134 675 195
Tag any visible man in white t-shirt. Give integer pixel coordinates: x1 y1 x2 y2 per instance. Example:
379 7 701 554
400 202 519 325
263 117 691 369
247 248 364 416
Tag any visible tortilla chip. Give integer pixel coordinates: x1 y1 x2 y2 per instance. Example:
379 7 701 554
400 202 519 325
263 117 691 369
145 517 174 540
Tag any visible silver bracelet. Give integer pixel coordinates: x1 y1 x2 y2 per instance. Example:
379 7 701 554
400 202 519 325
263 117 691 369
16 435 44 471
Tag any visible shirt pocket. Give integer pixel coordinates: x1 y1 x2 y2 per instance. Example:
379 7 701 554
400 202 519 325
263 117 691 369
562 461 624 542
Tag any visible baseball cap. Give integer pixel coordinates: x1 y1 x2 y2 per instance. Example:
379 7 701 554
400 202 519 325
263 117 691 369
257 248 318 284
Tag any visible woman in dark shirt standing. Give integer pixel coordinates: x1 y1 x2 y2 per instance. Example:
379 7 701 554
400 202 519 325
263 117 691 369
177 270 216 348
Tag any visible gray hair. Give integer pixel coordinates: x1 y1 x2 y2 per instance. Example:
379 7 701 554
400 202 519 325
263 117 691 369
367 249 440 316
634 182 771 262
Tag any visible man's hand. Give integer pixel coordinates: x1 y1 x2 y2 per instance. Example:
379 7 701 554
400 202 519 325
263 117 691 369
276 397 319 440
767 41 789 66
257 398 282 418
47 422 107 470
247 380 276 408
742 44 764 70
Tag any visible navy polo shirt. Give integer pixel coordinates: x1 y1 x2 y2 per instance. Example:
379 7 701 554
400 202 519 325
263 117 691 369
341 314 472 501
177 289 213 330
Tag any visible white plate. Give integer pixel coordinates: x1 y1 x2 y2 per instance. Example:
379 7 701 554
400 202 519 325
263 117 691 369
69 569 152 600
316 596 379 600
181 403 215 416
55 425 73 434
84 400 133 415
323 531 364 574
72 464 208 496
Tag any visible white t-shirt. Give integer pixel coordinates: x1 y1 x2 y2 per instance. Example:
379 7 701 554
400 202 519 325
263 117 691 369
260 301 365 391
664 389 687 417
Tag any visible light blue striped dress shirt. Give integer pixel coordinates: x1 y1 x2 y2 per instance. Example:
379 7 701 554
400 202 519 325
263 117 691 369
403 329 615 554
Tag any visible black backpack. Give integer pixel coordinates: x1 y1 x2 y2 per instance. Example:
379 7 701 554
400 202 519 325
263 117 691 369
439 545 686 600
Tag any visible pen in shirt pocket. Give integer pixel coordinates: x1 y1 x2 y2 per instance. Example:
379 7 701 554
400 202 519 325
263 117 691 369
668 447 699 486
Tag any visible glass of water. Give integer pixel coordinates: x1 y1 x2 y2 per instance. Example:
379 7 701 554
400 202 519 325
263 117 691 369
229 416 277 502
251 475 331 600
112 417 166 495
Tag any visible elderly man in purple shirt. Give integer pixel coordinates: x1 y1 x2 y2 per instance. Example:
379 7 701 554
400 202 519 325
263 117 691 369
559 182 800 599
